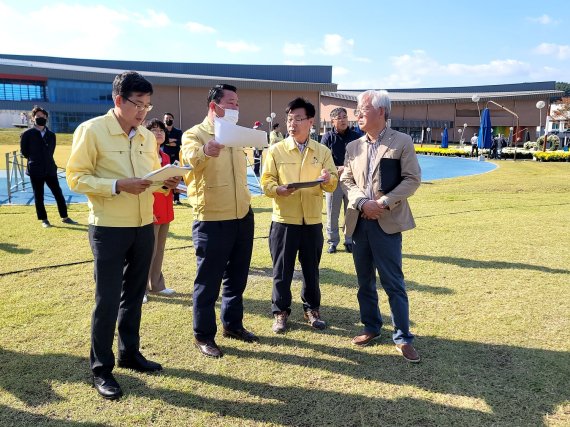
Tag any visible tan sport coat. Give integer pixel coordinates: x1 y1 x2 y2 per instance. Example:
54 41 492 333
341 128 421 235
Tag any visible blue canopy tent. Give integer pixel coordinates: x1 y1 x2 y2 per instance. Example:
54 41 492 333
441 127 449 148
478 108 493 152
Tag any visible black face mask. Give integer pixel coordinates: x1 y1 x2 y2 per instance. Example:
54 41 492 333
35 117 47 126
165 119 173 126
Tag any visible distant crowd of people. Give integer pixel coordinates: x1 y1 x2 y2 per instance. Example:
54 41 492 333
21 71 423 401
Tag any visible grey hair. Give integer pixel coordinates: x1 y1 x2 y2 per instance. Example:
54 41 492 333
357 90 391 120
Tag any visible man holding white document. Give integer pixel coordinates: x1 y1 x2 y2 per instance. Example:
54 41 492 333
181 83 258 359
261 97 338 334
66 71 181 400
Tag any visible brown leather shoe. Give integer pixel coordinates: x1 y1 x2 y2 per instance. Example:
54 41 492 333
351 332 380 347
303 309 326 330
194 339 223 358
222 327 259 343
395 343 420 363
272 311 288 334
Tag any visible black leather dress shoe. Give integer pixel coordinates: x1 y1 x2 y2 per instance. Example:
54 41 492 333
194 339 224 358
222 327 259 343
117 352 162 373
327 244 337 254
93 373 123 400
344 243 353 253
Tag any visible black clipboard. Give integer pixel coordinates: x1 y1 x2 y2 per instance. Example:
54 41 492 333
379 159 402 193
285 178 324 189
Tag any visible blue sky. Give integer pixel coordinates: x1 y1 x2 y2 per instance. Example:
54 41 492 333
1 0 568 89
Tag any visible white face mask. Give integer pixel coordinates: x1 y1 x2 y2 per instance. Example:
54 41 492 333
217 105 239 125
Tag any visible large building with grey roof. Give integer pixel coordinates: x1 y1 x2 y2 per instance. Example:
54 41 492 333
0 54 336 133
321 82 564 144
0 54 564 145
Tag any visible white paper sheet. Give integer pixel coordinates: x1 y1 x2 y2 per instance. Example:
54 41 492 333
214 118 268 148
142 164 192 181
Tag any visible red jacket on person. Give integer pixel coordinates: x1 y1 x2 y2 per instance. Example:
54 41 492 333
153 151 174 224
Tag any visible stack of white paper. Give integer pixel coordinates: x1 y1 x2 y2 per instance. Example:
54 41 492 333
214 118 268 148
142 164 192 181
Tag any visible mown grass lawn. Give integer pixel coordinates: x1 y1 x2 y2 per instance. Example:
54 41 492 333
0 158 569 426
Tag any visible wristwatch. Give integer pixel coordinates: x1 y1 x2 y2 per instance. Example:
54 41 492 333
381 199 389 208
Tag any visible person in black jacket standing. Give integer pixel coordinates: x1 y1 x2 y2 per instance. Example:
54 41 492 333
20 106 77 228
321 107 361 254
163 112 183 204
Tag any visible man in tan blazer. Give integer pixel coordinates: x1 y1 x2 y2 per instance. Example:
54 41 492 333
341 89 421 362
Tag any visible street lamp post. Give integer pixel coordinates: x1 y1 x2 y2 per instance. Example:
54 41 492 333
536 100 545 146
266 111 276 132
472 94 481 119
425 127 431 146
458 122 467 147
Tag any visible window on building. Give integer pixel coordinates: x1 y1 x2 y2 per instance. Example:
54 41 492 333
50 111 102 133
47 80 113 104
0 80 47 101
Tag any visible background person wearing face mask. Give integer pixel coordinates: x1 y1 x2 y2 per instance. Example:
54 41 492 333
20 105 77 228
163 112 183 204
180 83 258 360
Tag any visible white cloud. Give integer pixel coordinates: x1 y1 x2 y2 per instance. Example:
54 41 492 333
336 50 542 89
216 40 260 53
528 14 556 25
283 60 306 66
283 42 305 57
319 34 354 56
0 3 129 59
534 43 570 60
135 9 171 28
186 21 217 34
353 56 372 63
332 66 349 77
387 50 531 86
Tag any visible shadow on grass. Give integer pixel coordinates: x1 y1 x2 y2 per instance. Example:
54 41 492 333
156 337 570 425
0 404 105 426
0 338 568 425
165 232 193 242
0 243 32 254
320 268 455 295
405 253 569 275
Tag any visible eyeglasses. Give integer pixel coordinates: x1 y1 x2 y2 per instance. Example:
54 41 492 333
354 108 373 117
150 128 165 134
125 97 153 112
286 116 308 124
332 115 348 121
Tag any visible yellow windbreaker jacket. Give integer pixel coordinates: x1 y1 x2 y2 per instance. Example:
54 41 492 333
261 137 337 225
180 117 251 221
66 110 163 227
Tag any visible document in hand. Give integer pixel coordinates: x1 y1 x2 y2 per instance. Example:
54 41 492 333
142 164 192 182
285 178 324 189
214 118 268 148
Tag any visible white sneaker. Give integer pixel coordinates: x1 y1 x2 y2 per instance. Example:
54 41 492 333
157 288 175 296
142 294 148 304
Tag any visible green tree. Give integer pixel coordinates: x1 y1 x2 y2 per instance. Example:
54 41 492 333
555 82 570 97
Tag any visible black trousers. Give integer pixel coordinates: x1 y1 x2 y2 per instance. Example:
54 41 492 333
30 174 68 221
192 209 254 341
269 222 323 314
88 224 154 375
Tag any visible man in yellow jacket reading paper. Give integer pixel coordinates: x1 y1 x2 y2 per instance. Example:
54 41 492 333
261 97 338 334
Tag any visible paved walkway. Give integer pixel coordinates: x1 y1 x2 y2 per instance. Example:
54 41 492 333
0 155 496 206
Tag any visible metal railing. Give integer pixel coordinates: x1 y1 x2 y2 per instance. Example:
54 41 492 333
4 151 27 204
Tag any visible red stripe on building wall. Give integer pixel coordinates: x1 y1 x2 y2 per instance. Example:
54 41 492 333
0 74 47 82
